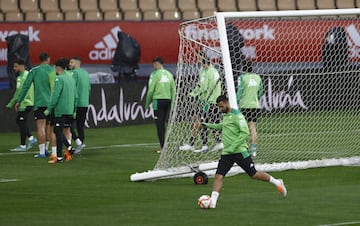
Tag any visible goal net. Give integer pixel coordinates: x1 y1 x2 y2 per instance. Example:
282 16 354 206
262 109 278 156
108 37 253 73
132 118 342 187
131 9 360 181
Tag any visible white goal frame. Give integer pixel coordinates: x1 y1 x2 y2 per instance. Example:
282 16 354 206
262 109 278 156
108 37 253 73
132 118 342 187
130 9 360 182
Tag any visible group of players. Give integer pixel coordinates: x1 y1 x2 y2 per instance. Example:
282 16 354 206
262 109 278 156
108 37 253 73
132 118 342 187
6 53 91 164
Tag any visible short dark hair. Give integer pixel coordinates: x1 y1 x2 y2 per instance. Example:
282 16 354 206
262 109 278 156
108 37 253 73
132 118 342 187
39 52 50 62
13 58 25 65
216 95 228 103
71 56 81 62
152 57 163 64
54 58 69 70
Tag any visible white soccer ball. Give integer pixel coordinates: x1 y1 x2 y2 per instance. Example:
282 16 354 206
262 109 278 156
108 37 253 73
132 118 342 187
197 195 211 209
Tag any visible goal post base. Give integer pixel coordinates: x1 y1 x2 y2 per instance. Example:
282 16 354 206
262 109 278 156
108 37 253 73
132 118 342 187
130 156 360 182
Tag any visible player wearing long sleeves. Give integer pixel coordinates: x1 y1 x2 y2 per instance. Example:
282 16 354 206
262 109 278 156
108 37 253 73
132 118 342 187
45 58 78 163
145 57 176 153
6 59 37 151
15 52 54 158
201 95 287 208
236 60 263 157
179 57 223 153
68 57 91 154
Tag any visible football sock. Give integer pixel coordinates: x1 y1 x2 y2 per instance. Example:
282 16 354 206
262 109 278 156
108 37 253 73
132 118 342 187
269 176 281 186
51 146 57 156
75 138 82 146
39 144 45 155
211 191 219 208
45 141 49 150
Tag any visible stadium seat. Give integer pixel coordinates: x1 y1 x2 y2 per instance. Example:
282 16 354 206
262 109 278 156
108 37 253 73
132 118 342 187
316 0 336 9
143 10 162 21
238 0 258 11
60 0 79 12
336 0 356 8
45 11 64 21
85 11 103 21
162 9 181 20
182 9 200 20
258 0 277 11
297 0 317 9
64 11 83 21
202 10 216 17
25 11 43 21
277 0 297 10
80 0 98 12
100 0 118 12
5 12 24 21
178 0 197 11
119 0 138 11
123 10 142 21
217 0 238 12
20 0 40 12
158 0 177 11
104 11 122 20
1 0 19 12
197 0 216 11
40 0 59 12
139 0 158 11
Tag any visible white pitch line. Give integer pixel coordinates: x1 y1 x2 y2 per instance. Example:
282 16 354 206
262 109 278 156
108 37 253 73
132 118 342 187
316 221 360 226
0 179 20 183
0 142 159 156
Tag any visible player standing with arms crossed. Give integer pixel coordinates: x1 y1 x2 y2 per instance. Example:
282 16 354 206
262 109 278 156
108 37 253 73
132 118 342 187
200 95 286 208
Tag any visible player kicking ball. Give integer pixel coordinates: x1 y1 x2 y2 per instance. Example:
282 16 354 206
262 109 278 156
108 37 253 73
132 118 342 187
199 95 287 208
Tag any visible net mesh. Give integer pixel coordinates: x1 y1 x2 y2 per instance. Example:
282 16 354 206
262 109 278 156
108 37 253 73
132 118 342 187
154 14 360 171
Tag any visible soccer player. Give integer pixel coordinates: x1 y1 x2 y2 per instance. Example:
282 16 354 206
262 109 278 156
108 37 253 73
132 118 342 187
179 54 223 153
6 59 37 151
200 95 286 208
45 58 77 163
236 60 263 157
145 57 176 153
68 56 91 155
15 52 54 158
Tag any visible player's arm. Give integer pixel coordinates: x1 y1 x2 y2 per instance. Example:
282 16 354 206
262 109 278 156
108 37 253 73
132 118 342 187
145 73 156 109
7 78 22 108
17 70 34 104
202 121 222 131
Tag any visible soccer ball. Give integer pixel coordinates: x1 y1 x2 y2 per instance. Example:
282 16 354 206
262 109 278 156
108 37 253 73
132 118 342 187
197 195 211 209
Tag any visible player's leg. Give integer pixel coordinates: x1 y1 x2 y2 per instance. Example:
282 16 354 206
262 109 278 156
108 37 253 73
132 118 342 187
47 111 57 158
12 111 27 151
154 100 170 151
34 107 47 158
235 153 287 197
74 107 87 154
63 115 75 161
24 107 37 149
49 116 64 163
210 155 235 208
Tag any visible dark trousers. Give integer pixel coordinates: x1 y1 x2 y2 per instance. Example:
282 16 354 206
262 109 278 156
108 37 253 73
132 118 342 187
16 107 33 145
154 99 171 149
70 107 88 143
54 115 73 158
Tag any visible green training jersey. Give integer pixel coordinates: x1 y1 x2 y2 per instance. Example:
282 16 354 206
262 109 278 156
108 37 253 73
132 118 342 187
46 72 78 117
236 72 263 109
7 70 34 111
48 69 57 94
145 68 175 110
17 64 54 109
72 68 91 107
189 64 221 104
203 109 250 156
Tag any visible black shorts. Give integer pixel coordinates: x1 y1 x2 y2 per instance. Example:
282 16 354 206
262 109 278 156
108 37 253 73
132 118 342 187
241 108 260 123
34 107 48 120
47 111 55 126
216 153 257 177
54 115 74 128
16 106 33 123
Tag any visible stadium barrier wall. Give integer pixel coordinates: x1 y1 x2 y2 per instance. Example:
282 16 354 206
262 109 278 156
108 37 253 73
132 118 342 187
0 81 154 132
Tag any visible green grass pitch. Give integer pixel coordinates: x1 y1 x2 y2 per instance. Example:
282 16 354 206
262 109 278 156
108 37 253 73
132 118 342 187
0 124 359 226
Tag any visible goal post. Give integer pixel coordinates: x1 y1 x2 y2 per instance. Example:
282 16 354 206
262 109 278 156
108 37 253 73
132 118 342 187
130 9 360 182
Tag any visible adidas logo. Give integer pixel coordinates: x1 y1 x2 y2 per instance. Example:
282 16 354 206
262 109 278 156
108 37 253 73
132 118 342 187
346 24 360 58
88 26 121 61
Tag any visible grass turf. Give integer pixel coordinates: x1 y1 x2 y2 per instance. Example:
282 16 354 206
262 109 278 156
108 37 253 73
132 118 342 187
0 124 359 226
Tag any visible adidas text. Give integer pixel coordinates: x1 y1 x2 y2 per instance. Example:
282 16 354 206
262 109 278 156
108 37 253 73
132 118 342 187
89 48 115 60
